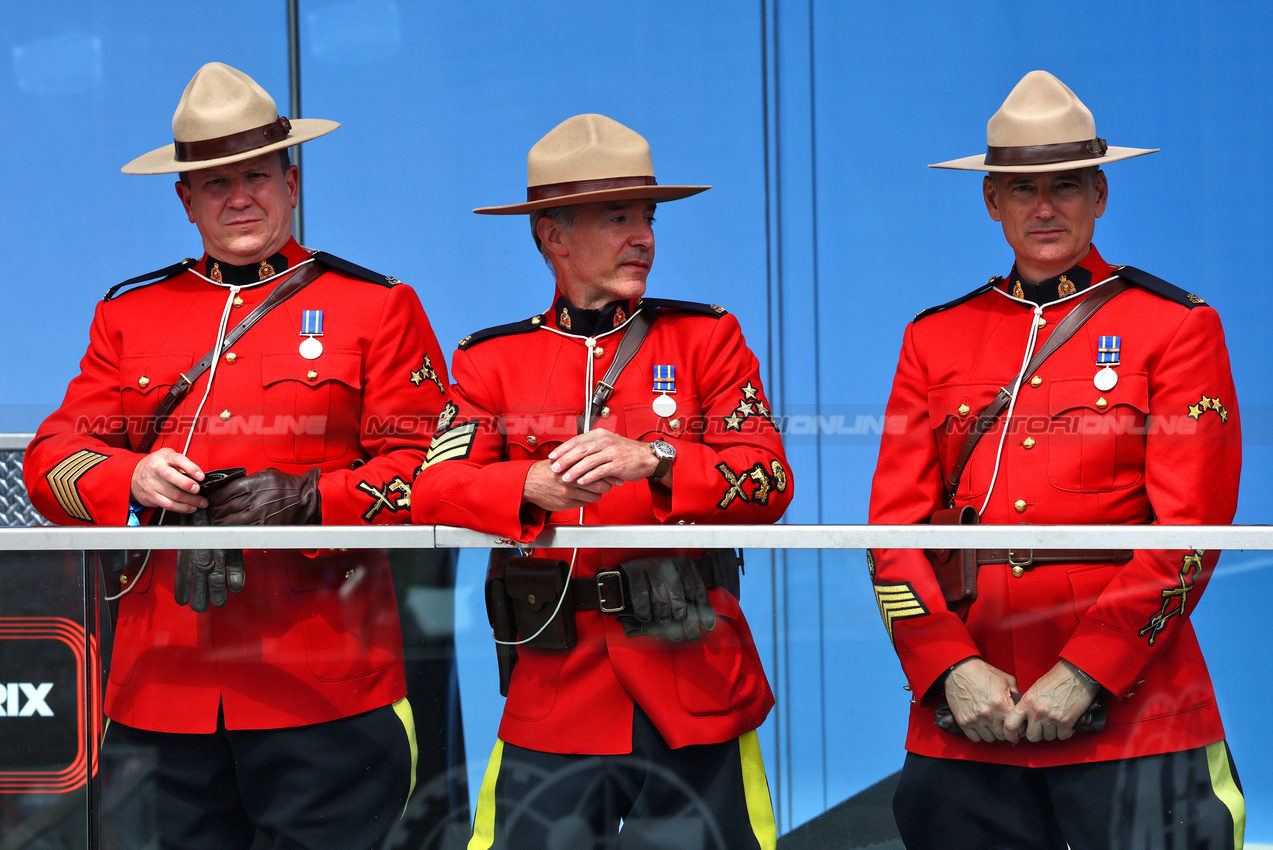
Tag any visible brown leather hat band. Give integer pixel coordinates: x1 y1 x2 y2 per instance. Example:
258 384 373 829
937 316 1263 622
175 116 293 163
527 175 656 202
985 137 1108 167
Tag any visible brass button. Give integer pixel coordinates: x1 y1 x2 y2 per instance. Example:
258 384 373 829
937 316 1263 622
1011 566 1024 578
600 407 611 418
1036 316 1047 329
120 574 130 585
219 410 232 421
527 435 538 447
669 418 681 430
224 352 237 364
957 403 970 417
345 570 354 579
1030 376 1043 388
1014 499 1027 513
137 376 150 388
1095 397 1108 409
527 594 537 605
1023 437 1036 449
530 315 542 325
233 296 244 308
592 346 605 358
307 370 318 381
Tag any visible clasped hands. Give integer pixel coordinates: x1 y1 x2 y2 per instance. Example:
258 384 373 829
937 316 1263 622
943 656 1101 744
522 428 665 512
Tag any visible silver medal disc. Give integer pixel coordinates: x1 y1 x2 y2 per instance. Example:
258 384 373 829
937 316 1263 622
299 336 324 360
652 392 677 418
1093 366 1118 392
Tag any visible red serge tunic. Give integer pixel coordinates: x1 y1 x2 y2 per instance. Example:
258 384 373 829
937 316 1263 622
412 296 791 754
868 246 1241 766
25 239 450 732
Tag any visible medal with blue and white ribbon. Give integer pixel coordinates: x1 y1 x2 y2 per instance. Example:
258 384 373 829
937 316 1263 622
300 309 324 360
1094 335 1120 391
652 365 677 417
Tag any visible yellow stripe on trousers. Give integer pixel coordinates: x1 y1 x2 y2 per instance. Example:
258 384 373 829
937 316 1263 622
1207 740 1246 850
739 730 777 850
392 698 418 818
468 739 504 850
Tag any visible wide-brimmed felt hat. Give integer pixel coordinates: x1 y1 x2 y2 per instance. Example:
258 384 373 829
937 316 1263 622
931 70 1157 173
474 113 709 214
122 62 338 175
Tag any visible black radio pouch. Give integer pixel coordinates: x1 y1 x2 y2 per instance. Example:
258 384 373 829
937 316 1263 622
485 552 577 696
502 556 577 650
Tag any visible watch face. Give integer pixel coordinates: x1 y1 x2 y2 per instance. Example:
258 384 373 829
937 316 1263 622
651 440 675 459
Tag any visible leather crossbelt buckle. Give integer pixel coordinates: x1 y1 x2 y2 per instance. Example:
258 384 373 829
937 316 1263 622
1007 549 1033 567
595 570 625 613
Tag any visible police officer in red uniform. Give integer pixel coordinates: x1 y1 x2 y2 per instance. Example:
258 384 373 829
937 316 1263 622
868 71 1245 848
412 114 790 849
24 63 450 848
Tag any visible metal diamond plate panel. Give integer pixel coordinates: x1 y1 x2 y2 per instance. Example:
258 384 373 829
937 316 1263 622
1 449 49 527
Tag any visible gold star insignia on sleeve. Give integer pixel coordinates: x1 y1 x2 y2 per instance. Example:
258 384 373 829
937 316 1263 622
409 353 445 392
740 381 759 400
1187 394 1229 424
724 412 744 432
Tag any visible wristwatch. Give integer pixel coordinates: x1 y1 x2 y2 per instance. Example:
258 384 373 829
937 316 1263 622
648 440 676 482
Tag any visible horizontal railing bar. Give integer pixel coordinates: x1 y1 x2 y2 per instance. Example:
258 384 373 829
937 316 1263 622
0 525 1269 551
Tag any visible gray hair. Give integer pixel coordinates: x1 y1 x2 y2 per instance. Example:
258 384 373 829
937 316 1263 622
530 205 576 269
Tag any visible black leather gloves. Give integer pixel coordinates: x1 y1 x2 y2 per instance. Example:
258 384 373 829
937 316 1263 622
617 555 716 642
206 468 322 526
174 467 247 613
174 507 246 612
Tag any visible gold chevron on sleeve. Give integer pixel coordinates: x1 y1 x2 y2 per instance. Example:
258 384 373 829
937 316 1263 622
873 581 929 642
46 450 109 522
422 421 478 469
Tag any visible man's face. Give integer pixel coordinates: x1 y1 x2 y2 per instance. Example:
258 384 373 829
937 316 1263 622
983 168 1107 283
542 200 656 309
175 152 298 264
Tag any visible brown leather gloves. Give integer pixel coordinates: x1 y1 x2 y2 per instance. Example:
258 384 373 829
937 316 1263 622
206 467 322 527
617 555 716 642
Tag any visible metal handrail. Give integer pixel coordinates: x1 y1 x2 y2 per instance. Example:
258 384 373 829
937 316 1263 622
0 524 1268 550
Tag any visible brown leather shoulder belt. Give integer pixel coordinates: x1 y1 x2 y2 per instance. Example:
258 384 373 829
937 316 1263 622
136 260 328 454
940 279 1137 572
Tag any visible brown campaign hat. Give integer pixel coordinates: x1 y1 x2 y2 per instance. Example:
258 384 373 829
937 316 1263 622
931 70 1157 173
122 62 338 175
474 113 709 214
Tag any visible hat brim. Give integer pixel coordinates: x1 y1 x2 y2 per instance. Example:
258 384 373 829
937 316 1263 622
121 118 340 175
474 184 710 215
929 145 1158 173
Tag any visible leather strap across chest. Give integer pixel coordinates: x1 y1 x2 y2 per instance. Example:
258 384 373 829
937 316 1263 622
136 260 328 454
943 278 1132 501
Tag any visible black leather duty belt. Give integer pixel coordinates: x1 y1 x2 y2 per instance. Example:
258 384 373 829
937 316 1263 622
569 556 719 614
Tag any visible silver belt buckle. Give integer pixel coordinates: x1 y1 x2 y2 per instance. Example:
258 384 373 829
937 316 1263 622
595 570 625 613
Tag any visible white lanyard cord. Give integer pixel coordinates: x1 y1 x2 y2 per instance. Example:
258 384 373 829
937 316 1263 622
492 312 638 646
106 260 316 603
977 275 1119 515
977 303 1043 516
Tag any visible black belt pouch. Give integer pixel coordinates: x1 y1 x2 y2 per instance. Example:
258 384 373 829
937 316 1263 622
497 556 577 650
